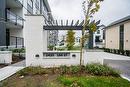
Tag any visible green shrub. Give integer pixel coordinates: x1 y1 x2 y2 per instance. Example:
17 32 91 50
60 65 69 74
120 50 125 55
69 65 80 74
113 49 117 54
126 50 130 56
12 48 25 53
117 50 120 54
85 63 120 77
17 66 48 76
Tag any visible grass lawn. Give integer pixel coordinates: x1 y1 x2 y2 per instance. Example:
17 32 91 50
59 76 130 87
1 75 130 87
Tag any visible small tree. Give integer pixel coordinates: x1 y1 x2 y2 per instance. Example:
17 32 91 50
66 30 75 50
80 0 104 66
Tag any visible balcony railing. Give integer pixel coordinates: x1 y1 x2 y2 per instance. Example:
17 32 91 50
10 36 24 48
6 9 24 27
27 3 33 14
16 0 23 6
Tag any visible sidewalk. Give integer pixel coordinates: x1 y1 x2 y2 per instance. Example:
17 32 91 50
0 60 25 81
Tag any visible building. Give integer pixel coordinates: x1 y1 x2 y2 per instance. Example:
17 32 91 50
75 37 80 46
105 15 130 50
47 30 58 47
93 25 105 48
0 0 58 48
0 0 24 48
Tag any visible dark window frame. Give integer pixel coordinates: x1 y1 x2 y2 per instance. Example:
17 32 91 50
119 24 124 50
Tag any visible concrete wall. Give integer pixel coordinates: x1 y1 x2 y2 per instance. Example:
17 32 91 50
24 15 82 67
31 51 80 67
124 22 130 50
25 15 47 66
105 26 120 49
0 51 12 64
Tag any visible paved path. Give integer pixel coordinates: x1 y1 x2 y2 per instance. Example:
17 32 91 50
0 60 25 81
104 59 130 81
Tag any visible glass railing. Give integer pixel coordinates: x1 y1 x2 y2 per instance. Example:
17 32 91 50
6 9 24 27
16 0 23 5
27 3 33 14
10 36 24 47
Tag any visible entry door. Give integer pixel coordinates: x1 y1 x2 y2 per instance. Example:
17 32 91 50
6 29 10 46
119 25 124 50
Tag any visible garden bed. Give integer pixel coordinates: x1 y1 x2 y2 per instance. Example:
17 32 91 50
0 64 8 69
1 64 130 87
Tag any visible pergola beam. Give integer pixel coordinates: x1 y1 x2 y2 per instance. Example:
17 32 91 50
44 26 83 30
75 20 79 26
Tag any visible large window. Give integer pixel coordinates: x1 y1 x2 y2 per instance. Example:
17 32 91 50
119 24 124 50
27 0 33 14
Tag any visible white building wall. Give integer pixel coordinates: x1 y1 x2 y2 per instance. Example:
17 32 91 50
24 15 47 66
0 51 12 64
105 26 120 49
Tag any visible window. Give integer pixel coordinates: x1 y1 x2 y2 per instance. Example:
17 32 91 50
97 30 100 34
119 24 124 50
95 36 101 42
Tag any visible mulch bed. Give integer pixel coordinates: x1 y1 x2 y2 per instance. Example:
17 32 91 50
12 55 24 64
0 64 8 69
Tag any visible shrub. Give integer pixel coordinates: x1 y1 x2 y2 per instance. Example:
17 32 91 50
117 49 120 54
85 63 120 77
104 48 110 52
113 49 117 54
17 66 48 76
126 50 130 56
12 48 25 53
60 65 69 75
120 50 125 55
69 65 80 74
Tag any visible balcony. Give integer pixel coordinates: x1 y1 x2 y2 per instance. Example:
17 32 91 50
6 9 24 29
27 3 33 14
6 0 23 8
10 36 24 48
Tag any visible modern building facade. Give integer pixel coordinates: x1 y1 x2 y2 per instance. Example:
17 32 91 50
105 15 130 50
0 0 24 48
0 0 58 48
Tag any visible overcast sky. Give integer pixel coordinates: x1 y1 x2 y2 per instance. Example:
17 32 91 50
48 0 130 37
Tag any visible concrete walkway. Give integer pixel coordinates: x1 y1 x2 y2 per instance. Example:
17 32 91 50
104 58 130 81
0 60 25 81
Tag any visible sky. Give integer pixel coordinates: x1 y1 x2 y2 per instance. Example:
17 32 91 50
48 0 130 37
